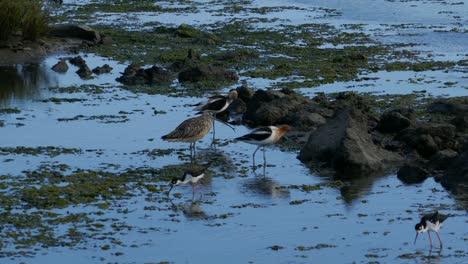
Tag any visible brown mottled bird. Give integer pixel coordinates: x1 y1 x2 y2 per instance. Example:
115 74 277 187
161 112 213 156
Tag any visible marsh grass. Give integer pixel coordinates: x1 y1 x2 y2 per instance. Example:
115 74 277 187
0 0 49 41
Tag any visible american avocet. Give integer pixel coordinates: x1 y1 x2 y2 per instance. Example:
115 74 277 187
161 112 213 158
167 162 212 199
414 211 448 248
193 89 238 142
235 125 290 167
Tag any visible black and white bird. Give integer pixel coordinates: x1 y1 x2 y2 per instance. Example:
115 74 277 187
167 162 212 198
235 125 290 167
193 89 238 141
193 89 238 114
414 211 448 248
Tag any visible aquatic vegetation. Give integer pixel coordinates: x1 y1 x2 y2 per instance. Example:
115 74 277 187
0 0 49 41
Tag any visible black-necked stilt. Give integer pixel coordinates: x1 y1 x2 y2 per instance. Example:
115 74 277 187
167 162 212 198
161 112 213 158
414 211 448 248
193 90 238 142
235 125 290 167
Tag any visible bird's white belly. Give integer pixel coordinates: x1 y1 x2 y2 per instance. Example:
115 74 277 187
188 173 204 184
426 220 442 232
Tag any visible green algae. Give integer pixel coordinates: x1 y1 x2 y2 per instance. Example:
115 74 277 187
0 146 82 157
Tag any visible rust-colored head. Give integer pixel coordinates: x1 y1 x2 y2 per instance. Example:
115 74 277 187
229 89 238 100
278 124 291 133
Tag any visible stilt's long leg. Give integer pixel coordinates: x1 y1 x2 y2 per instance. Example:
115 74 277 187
252 146 261 168
212 118 216 142
435 232 443 248
263 146 267 168
199 184 204 199
428 232 433 248
191 183 195 200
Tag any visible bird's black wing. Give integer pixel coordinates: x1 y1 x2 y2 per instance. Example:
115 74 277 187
236 127 272 141
422 211 449 224
201 97 227 112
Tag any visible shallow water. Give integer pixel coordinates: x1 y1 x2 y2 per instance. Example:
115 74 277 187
1 0 468 263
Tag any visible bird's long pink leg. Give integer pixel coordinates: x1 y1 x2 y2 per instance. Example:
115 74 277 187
198 184 204 199
252 146 261 168
435 232 443 248
428 232 433 248
191 184 195 199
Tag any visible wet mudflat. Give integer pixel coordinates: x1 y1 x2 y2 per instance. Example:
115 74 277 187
0 0 467 263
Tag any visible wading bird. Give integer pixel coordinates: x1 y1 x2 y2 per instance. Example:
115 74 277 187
167 162 212 199
235 125 290 168
161 112 213 158
414 211 448 248
193 89 238 142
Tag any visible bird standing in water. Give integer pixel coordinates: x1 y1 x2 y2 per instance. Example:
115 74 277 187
414 211 448 248
235 125 291 168
193 90 238 142
161 112 213 159
167 162 212 199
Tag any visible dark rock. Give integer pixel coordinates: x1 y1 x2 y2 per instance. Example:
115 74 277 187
418 123 456 140
377 108 415 133
397 164 429 184
429 149 458 170
76 65 92 78
143 65 171 85
92 64 113 75
396 123 456 157
100 35 113 45
116 64 171 85
170 49 201 71
69 56 87 67
441 150 468 194
217 49 258 62
178 64 238 83
226 99 247 115
416 134 438 158
51 60 69 73
236 84 254 103
49 25 101 43
243 90 326 129
427 100 468 115
452 114 468 132
298 107 402 178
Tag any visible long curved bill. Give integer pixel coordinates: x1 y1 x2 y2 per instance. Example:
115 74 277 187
414 233 419 245
213 117 236 132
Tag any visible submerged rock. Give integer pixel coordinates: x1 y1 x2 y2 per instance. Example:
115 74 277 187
92 64 113 75
441 150 468 194
397 164 429 184
51 60 69 73
116 64 171 85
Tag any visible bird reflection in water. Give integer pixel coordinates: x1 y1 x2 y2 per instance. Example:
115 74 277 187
242 176 290 199
169 200 208 220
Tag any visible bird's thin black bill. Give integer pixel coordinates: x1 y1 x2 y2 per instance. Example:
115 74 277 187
414 233 419 245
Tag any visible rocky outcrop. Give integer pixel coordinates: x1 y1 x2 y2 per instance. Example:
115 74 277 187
178 64 238 83
397 164 429 184
92 64 113 75
441 150 468 194
298 107 402 178
377 108 415 133
49 25 102 44
116 64 171 85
